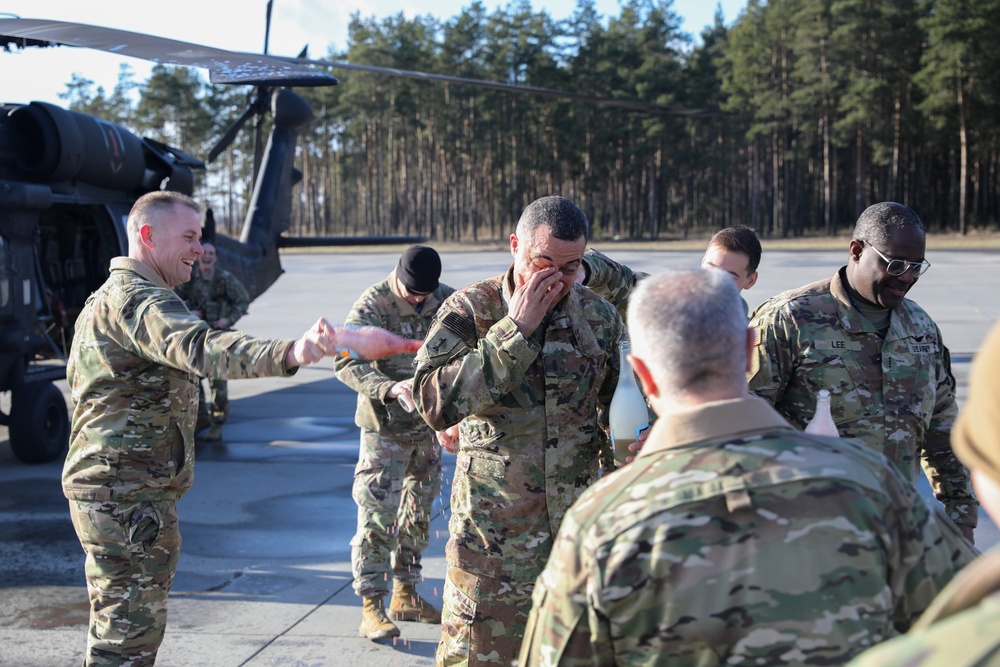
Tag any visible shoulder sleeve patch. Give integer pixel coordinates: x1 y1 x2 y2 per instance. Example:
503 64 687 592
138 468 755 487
441 312 477 347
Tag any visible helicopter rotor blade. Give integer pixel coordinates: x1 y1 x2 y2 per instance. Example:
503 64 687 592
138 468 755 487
0 17 721 116
0 18 338 87
274 55 724 117
208 102 258 164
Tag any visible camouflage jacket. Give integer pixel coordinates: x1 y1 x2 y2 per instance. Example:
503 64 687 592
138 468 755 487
748 267 977 527
333 269 455 436
63 257 294 503
174 265 250 328
413 266 623 580
519 396 978 667
846 547 1000 667
581 248 647 322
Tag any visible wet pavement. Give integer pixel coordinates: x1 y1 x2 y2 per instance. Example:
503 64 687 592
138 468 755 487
1 247 998 666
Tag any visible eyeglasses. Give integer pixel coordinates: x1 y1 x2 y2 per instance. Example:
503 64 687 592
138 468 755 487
860 241 931 278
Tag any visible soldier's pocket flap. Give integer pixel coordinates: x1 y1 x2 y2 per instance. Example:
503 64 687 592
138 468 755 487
463 452 506 479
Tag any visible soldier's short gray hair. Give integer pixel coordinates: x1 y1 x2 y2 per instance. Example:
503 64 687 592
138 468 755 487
853 202 924 247
127 191 200 238
628 268 747 397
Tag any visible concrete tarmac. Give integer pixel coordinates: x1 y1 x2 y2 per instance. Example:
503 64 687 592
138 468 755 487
1 246 997 667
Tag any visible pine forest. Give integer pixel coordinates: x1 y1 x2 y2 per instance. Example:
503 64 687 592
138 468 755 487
59 0 1000 242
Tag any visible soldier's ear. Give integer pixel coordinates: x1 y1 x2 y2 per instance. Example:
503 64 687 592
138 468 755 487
139 224 155 248
629 354 658 399
849 239 864 263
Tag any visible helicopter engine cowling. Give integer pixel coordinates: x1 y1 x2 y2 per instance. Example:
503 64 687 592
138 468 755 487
7 101 146 191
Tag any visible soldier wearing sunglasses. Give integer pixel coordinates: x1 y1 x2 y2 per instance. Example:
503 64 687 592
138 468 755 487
748 202 977 543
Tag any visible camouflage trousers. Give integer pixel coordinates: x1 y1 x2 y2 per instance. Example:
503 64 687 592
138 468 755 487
68 498 181 667
436 566 534 666
198 378 228 424
351 428 443 598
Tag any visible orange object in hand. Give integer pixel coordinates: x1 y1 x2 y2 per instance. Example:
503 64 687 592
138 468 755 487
333 325 422 360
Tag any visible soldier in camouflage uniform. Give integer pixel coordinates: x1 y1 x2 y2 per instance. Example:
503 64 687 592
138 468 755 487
413 196 624 666
847 321 1000 667
334 245 455 641
701 225 762 315
63 191 343 667
174 240 250 442
519 268 977 667
748 202 978 539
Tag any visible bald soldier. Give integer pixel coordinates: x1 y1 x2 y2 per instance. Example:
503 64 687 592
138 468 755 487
414 196 623 666
848 321 1000 666
748 202 977 539
63 191 416 667
519 268 976 667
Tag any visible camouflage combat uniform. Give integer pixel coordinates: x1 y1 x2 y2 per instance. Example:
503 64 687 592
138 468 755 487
333 269 455 598
580 247 647 321
518 396 978 667
174 265 250 424
748 267 978 528
846 547 1000 667
413 266 623 666
64 257 295 666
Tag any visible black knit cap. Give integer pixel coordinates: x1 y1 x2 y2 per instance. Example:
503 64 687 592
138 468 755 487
397 245 441 294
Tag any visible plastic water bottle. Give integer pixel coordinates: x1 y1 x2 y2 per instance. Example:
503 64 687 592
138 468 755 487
804 389 839 436
608 338 649 466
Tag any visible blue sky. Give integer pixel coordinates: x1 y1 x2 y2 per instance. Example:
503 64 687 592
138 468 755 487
1 0 746 105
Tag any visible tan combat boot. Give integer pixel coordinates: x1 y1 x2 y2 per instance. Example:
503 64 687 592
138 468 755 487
389 581 442 623
359 596 400 640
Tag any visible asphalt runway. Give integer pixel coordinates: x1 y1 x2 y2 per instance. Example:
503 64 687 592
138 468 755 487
1 246 997 666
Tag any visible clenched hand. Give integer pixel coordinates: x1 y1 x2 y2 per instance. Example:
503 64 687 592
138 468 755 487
286 318 339 367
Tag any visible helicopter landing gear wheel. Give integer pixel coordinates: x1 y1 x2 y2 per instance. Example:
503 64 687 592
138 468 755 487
9 381 70 464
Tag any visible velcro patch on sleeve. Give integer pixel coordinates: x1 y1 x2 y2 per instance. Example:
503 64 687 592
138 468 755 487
441 312 477 347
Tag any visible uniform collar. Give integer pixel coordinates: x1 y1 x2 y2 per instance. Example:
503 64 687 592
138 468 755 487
111 257 170 289
831 266 918 341
641 396 792 456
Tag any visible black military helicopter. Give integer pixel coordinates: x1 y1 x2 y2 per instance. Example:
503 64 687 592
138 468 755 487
0 10 356 464
0 6 714 465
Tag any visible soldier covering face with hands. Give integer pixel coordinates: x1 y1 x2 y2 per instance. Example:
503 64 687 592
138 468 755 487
413 195 623 666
